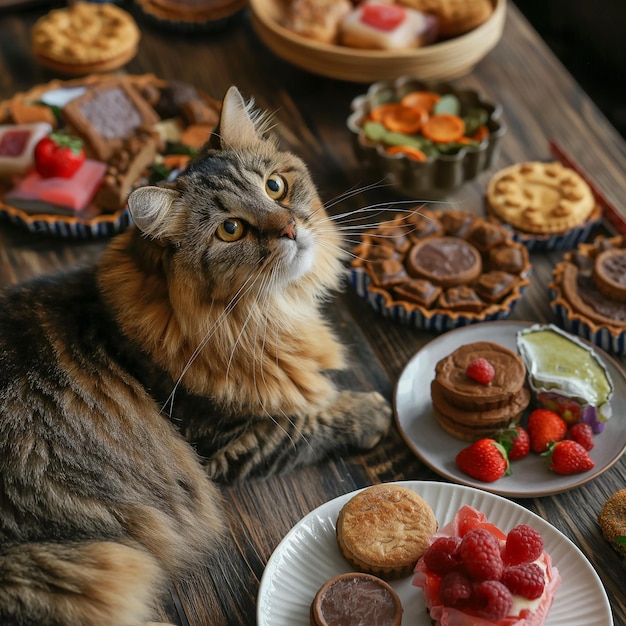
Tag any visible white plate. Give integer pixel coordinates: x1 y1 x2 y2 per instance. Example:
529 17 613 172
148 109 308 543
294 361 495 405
257 480 612 626
394 320 626 497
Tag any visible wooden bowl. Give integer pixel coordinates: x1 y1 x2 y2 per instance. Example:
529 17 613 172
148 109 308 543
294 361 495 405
249 0 506 83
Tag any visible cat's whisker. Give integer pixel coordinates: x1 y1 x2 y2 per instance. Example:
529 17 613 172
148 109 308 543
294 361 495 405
163 267 266 416
208 260 306 461
320 179 392 211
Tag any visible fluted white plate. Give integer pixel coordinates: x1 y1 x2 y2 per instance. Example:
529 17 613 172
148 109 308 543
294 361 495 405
257 480 612 626
394 321 626 497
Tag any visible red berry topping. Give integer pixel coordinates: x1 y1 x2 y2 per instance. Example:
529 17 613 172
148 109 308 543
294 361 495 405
474 580 513 621
527 409 567 453
504 524 544 565
502 563 546 599
459 529 504 581
568 422 595 451
423 536 462 576
455 438 509 483
507 426 530 461
439 569 473 607
547 439 595 475
465 358 495 385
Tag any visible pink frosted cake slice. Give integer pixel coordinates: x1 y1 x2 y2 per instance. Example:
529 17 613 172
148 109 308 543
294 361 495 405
5 159 107 216
413 505 561 626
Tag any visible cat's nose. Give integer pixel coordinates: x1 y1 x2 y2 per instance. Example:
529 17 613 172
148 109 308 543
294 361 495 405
280 221 296 240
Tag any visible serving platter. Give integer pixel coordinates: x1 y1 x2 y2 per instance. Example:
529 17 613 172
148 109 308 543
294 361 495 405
257 480 613 625
394 320 626 497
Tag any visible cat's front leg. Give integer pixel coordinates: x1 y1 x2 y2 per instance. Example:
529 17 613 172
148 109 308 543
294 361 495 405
203 390 392 482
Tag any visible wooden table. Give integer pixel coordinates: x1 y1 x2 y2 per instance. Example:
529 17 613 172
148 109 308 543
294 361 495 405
0 3 624 625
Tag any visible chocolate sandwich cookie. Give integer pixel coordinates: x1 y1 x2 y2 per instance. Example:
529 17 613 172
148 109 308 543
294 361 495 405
310 572 402 626
407 237 482 288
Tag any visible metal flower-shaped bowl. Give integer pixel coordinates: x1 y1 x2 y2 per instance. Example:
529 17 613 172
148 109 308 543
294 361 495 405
347 77 506 199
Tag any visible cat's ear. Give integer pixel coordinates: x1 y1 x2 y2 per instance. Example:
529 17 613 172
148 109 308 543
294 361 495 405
210 86 266 151
127 186 184 242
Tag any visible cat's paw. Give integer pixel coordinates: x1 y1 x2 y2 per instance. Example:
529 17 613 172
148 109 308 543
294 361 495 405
337 390 392 450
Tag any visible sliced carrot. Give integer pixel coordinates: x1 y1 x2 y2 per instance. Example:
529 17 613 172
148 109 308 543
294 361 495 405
421 113 466 143
380 104 428 134
386 145 428 161
471 124 490 142
369 103 402 123
400 91 441 113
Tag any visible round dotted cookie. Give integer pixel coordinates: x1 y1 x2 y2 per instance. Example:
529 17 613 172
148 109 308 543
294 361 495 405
32 2 140 75
486 161 596 234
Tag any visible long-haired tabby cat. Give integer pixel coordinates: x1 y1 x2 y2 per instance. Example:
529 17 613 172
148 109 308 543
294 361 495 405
0 86 391 625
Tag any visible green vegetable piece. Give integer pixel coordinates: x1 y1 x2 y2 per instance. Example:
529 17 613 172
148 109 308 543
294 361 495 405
463 107 489 136
384 131 424 149
433 94 461 116
362 121 388 142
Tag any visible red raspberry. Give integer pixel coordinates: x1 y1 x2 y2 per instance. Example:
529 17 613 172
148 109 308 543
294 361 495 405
474 580 513 621
504 524 544 565
423 536 462 576
568 422 594 451
459 528 504 581
466 358 495 385
502 563 546 599
439 570 473 607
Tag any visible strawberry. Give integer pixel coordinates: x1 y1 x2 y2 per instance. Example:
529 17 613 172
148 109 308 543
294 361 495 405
34 132 85 179
360 3 406 31
545 440 595 475
455 438 509 482
465 358 495 385
499 425 530 461
568 422 594 451
526 409 567 454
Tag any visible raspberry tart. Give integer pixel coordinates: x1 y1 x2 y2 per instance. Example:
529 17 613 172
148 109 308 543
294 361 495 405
413 505 561 625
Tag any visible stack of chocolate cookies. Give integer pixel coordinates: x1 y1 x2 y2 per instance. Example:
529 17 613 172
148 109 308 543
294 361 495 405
431 341 530 441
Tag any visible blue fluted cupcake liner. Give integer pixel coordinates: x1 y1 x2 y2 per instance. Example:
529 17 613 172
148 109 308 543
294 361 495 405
0 204 131 239
550 297 626 356
351 267 528 333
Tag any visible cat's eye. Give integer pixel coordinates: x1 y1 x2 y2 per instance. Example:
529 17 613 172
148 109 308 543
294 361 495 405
265 173 287 200
216 219 246 242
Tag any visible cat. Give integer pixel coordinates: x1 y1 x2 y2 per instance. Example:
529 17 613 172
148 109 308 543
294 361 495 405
0 85 392 625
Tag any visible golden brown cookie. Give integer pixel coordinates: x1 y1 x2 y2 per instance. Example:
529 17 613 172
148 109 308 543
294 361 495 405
598 489 626 558
398 0 494 37
486 161 596 234
336 484 437 580
32 2 140 75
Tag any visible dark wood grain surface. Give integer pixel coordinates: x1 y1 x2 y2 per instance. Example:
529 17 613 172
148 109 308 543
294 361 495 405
0 3 624 625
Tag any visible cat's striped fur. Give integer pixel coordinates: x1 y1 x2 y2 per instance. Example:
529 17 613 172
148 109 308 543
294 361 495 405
0 86 391 625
